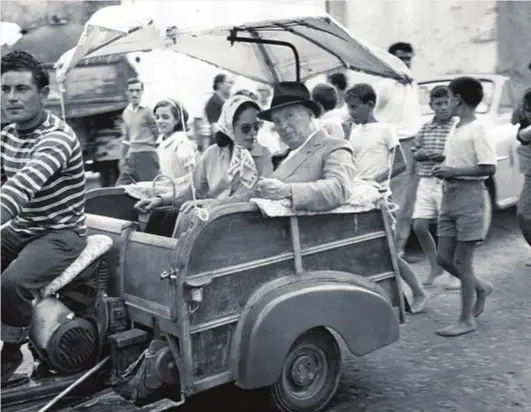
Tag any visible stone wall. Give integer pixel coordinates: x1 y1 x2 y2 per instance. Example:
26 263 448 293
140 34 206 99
325 0 531 88
327 0 498 81
496 1 531 93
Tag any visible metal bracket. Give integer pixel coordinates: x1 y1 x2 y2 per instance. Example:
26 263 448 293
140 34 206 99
227 28 301 81
160 266 179 281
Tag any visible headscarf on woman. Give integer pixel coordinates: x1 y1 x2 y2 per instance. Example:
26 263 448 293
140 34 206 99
133 94 272 211
216 94 261 190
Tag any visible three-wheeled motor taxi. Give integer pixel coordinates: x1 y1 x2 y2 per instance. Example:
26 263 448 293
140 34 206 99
1 4 412 412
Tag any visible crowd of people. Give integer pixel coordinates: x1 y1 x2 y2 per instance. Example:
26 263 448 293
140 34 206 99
1 40 530 383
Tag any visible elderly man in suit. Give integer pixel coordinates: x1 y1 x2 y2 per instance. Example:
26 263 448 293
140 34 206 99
254 82 356 211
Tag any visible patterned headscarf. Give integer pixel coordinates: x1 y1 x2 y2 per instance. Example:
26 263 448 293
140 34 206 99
217 95 260 189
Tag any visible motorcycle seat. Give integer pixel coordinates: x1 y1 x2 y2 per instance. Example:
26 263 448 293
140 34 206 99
40 234 113 298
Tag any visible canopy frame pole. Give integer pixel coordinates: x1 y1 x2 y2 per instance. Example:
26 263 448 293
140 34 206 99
228 29 300 82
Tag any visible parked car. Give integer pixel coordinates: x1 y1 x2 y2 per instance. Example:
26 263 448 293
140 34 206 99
417 74 523 234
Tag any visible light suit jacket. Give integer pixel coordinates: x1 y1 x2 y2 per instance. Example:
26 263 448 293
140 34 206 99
270 129 356 211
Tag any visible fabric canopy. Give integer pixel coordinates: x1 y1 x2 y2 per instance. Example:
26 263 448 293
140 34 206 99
56 1 410 85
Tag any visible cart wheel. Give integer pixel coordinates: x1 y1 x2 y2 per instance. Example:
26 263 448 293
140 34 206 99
270 328 341 412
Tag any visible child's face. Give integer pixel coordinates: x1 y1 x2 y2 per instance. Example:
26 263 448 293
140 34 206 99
429 96 452 122
346 97 373 124
155 106 177 136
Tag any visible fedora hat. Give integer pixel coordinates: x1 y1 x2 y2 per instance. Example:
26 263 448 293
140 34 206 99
258 81 323 122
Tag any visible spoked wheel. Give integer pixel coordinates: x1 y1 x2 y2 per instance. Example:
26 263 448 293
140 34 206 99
270 328 341 412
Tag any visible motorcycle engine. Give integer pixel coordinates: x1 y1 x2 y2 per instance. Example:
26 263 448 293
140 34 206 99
30 297 99 374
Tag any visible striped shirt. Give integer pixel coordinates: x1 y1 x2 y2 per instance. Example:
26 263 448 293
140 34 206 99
414 117 458 177
1 111 87 236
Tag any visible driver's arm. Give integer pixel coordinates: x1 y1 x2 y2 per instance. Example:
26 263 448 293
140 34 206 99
1 131 74 223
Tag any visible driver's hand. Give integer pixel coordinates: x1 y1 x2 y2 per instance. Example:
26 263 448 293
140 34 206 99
180 199 219 214
135 197 163 213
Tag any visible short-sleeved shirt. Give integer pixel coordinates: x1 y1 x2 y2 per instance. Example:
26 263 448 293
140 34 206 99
373 77 422 140
415 117 458 176
204 93 225 124
349 122 399 181
320 110 345 139
443 120 497 180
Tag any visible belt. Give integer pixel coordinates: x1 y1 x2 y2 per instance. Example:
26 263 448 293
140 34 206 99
443 178 484 183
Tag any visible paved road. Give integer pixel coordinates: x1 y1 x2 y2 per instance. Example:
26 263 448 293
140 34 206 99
9 200 531 412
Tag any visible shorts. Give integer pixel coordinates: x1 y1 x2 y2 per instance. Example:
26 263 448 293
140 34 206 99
412 177 443 220
437 180 487 242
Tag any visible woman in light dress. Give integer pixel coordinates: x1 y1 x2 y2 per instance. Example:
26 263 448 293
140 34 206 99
153 99 197 179
135 94 273 213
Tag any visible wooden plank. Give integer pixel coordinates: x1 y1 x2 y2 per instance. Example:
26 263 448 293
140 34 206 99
290 217 304 274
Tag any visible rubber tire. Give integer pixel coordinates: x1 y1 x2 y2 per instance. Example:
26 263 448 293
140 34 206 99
269 328 341 412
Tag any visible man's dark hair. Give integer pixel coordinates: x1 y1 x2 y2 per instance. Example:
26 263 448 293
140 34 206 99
430 85 451 100
1 50 49 90
327 72 348 92
345 83 377 105
311 83 338 112
448 76 484 108
388 42 414 55
127 77 143 89
213 73 227 91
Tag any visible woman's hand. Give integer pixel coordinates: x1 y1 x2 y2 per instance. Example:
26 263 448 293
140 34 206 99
135 197 163 213
180 199 220 214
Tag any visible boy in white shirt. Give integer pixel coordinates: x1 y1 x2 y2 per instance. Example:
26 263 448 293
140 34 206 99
311 83 345 139
432 77 496 337
346 83 429 314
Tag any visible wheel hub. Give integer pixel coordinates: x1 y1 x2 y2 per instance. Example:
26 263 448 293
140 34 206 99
289 354 319 388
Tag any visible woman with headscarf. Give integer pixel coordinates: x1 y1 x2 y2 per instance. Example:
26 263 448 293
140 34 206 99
135 94 273 213
153 98 196 179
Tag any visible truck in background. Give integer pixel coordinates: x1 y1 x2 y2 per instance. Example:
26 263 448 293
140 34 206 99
1 20 136 187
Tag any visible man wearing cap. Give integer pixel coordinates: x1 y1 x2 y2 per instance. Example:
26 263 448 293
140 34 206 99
254 82 356 211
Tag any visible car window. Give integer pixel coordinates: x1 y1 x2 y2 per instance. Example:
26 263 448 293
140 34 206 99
498 81 516 115
417 79 494 115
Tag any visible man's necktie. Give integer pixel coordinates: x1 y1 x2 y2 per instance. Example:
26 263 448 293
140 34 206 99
272 149 291 170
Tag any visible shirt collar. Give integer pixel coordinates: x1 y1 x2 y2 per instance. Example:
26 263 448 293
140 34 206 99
127 103 144 112
428 116 457 129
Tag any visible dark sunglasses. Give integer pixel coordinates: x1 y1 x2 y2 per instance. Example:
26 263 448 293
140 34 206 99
239 122 263 134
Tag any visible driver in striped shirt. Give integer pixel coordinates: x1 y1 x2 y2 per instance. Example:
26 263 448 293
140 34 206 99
1 50 87 382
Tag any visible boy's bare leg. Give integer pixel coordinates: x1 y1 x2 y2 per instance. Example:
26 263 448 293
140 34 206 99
413 219 444 285
436 240 491 336
397 257 429 314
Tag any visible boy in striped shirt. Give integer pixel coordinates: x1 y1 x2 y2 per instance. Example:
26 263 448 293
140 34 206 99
411 86 459 289
1 50 87 381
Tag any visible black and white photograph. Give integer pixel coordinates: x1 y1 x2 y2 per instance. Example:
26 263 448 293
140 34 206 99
1 1 530 411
